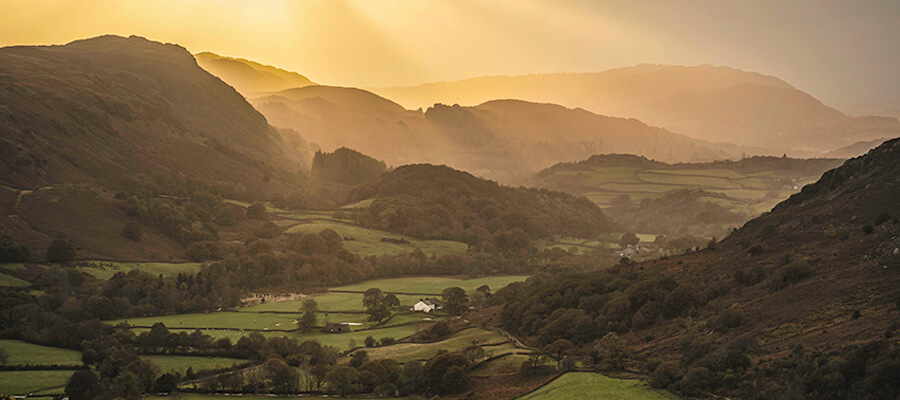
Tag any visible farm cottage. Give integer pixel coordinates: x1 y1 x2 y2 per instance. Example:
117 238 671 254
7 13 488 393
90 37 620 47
411 298 441 313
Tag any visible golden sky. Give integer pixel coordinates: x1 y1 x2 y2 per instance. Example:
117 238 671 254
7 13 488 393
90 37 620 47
1 0 898 108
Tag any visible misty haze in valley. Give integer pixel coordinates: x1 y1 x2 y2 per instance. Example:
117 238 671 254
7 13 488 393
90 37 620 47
1 2 899 399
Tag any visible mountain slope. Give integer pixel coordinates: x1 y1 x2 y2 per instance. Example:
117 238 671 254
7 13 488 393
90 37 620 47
371 64 900 151
498 138 900 398
194 51 315 95
0 35 307 192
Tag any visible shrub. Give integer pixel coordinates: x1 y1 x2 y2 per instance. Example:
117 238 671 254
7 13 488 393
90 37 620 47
365 336 376 348
770 259 812 291
46 238 76 263
711 309 746 333
747 245 764 256
862 225 874 235
734 266 767 286
380 337 395 346
0 236 30 262
121 221 142 242
875 213 891 225
650 361 682 388
246 202 267 220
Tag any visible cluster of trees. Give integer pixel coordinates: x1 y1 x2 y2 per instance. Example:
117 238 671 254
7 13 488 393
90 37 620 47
499 259 708 346
311 147 387 186
606 189 746 239
0 235 30 262
347 164 616 247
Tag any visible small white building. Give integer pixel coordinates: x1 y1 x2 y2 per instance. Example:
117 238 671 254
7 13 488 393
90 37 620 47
411 298 441 313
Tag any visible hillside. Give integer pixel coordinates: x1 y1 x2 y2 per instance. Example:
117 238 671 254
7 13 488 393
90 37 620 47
347 164 617 246
498 138 900 398
0 35 308 192
251 85 739 183
532 154 844 237
371 64 900 152
194 52 315 95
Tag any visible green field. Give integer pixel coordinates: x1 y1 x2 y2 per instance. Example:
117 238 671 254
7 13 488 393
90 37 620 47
111 311 300 330
0 272 30 287
0 340 82 366
332 275 530 295
350 328 510 363
0 263 25 271
159 394 403 400
0 370 74 395
142 355 246 374
284 220 468 257
543 163 829 218
241 292 424 313
74 261 203 280
226 199 468 257
520 372 670 400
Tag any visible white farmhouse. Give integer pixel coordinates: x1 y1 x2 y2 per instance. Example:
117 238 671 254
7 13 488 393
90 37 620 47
411 298 441 313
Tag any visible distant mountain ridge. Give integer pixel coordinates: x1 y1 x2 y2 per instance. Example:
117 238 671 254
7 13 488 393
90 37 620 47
370 64 900 152
195 51 315 96
251 85 744 183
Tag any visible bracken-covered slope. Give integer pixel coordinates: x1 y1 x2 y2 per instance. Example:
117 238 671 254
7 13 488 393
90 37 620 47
347 164 617 244
0 35 306 192
498 139 899 398
505 137 900 348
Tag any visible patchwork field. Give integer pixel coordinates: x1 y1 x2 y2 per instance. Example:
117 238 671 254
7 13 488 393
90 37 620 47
519 372 671 400
333 275 530 295
348 327 511 363
73 261 203 280
0 370 74 396
227 199 469 257
0 340 82 366
116 275 528 351
536 160 837 217
141 355 246 374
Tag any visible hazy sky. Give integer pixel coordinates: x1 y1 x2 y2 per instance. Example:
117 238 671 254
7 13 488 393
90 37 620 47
1 0 898 109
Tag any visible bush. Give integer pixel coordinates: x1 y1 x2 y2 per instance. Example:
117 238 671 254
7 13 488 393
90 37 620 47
46 238 76 263
862 225 874 235
121 221 142 242
770 260 813 291
0 236 29 262
734 266 766 286
747 245 764 256
711 310 746 333
676 366 716 396
380 337 396 346
875 213 891 225
247 202 267 220
365 336 376 348
650 361 682 388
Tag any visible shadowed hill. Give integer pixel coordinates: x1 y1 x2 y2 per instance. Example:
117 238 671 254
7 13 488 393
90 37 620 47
346 164 617 245
0 35 308 192
195 51 315 96
372 64 900 152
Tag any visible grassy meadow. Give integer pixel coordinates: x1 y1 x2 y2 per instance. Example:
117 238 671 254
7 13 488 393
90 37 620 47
551 164 819 216
141 355 246 374
0 340 82 366
519 372 671 400
0 370 74 396
73 261 203 280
